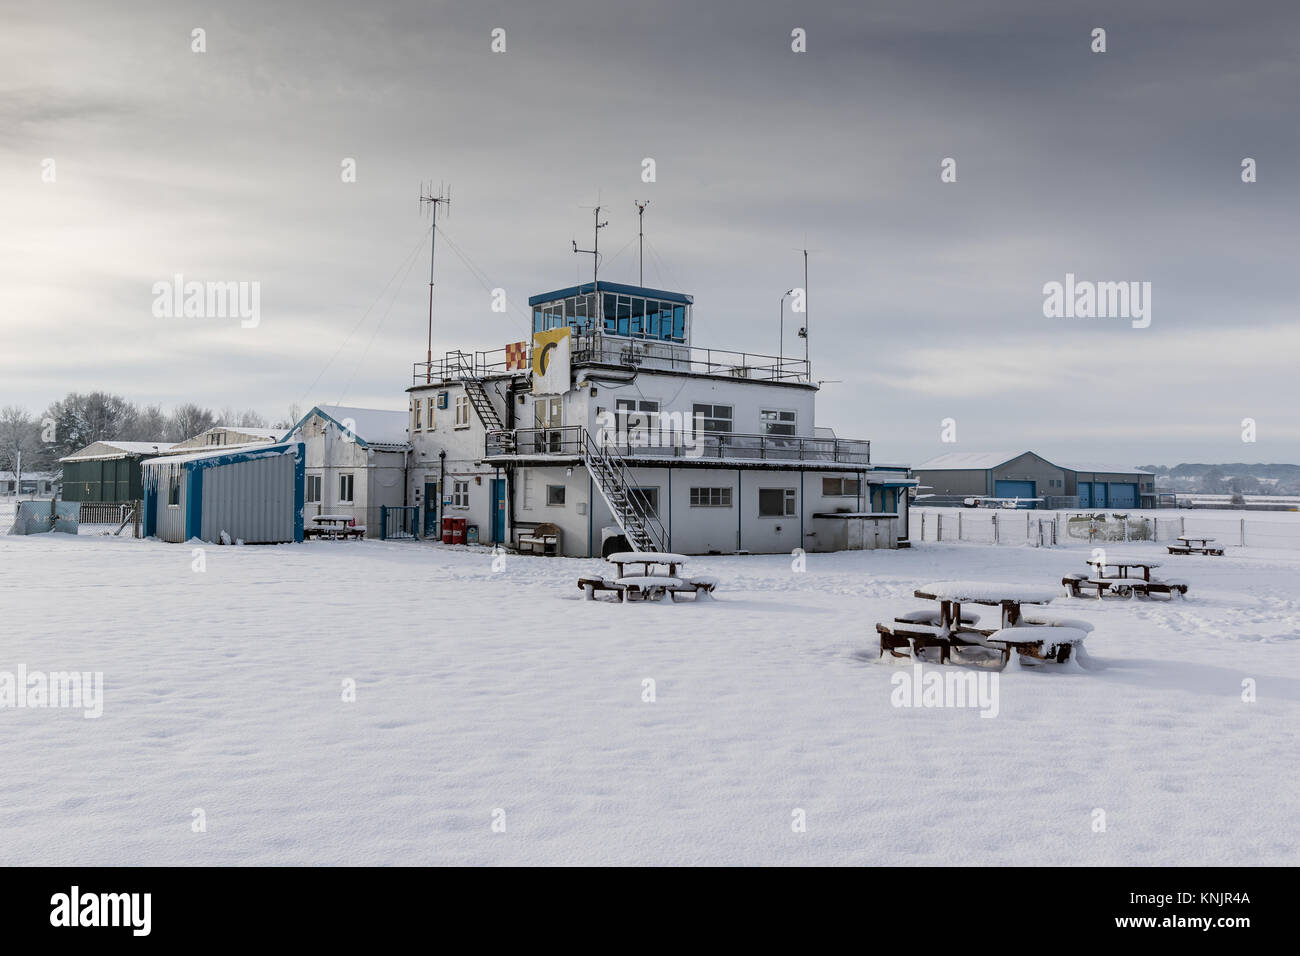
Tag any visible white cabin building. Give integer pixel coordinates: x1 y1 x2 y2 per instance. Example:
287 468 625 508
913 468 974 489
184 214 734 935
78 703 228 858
406 280 913 556
283 404 410 532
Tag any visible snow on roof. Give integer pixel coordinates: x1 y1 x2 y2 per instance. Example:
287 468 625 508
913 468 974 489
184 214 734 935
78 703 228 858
1058 462 1154 476
141 441 300 467
297 405 409 447
915 452 1025 471
214 426 283 438
59 440 175 461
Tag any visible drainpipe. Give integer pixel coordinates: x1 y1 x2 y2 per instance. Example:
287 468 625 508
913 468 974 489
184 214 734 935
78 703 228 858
439 449 447 534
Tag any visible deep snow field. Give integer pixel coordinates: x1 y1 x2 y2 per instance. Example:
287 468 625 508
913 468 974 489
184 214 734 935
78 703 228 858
2 513 1298 866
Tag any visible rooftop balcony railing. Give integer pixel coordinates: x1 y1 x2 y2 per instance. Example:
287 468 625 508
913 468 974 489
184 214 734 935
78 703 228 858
486 426 869 465
570 331 810 383
413 334 813 386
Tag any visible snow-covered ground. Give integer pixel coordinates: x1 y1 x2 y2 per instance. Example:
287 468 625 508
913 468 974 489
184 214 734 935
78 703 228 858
2 513 1298 865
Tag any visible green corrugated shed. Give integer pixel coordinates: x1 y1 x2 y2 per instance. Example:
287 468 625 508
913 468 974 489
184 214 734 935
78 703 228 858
59 441 173 502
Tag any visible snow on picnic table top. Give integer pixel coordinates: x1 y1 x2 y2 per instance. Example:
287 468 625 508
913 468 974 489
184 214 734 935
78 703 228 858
914 581 1059 604
1086 558 1161 567
606 552 689 564
1178 535 1216 542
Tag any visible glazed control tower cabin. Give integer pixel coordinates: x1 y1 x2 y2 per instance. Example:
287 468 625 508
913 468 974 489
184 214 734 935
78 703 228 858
406 280 914 556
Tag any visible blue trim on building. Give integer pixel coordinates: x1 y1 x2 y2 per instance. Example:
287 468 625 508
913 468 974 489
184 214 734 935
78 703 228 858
528 281 693 307
279 408 374 449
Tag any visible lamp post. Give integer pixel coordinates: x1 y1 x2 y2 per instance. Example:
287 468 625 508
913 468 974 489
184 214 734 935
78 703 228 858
779 289 795 376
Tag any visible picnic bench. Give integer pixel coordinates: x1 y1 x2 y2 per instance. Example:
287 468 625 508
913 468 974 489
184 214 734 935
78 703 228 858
518 522 561 556
305 515 365 540
1168 535 1223 556
878 581 1065 667
1064 559 1189 599
578 552 717 602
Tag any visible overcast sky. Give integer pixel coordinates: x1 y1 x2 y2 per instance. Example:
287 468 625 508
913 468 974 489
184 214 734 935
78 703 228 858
3 0 1298 466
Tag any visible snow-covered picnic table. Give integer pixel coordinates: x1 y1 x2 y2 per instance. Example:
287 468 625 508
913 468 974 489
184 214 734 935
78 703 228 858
306 515 365 540
579 552 715 602
878 583 1090 668
1169 535 1223 556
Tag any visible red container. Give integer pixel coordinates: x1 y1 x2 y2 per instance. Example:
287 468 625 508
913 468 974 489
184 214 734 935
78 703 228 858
451 517 466 545
441 518 455 544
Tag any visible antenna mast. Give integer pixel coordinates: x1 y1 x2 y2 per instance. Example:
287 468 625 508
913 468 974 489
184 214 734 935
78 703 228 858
573 203 608 289
634 200 649 285
419 182 452 384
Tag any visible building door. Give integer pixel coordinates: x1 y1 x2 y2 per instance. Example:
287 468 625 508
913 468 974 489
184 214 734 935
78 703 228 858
491 479 506 545
1107 483 1138 509
1078 482 1093 508
994 479 1036 507
423 481 439 536
534 396 563 453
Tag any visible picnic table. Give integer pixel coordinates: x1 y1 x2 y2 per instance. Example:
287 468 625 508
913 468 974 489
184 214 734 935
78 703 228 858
579 552 716 602
1169 535 1223 556
878 581 1066 666
306 515 365 540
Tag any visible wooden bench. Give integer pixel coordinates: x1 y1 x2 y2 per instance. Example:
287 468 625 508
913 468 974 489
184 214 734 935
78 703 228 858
578 575 626 600
987 625 1088 666
1168 544 1223 556
668 576 718 601
1062 572 1089 597
518 521 561 556
876 621 953 663
616 575 682 601
1146 577 1189 597
895 608 981 627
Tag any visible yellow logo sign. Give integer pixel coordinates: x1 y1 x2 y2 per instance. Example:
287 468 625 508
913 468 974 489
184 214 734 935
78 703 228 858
532 327 569 378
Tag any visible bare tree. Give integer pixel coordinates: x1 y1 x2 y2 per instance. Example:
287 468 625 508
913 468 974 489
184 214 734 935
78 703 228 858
166 404 216 442
0 406 41 484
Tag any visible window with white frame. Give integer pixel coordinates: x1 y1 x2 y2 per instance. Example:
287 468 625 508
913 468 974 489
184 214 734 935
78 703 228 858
413 400 422 431
758 487 797 517
546 484 566 506
339 473 355 502
452 480 470 507
692 403 733 434
761 408 797 437
455 394 470 427
426 397 435 430
689 487 732 507
167 474 181 506
821 476 860 497
306 474 322 503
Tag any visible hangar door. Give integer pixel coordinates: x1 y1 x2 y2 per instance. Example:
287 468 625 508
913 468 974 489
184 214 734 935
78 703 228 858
994 479 1036 507
1107 483 1138 509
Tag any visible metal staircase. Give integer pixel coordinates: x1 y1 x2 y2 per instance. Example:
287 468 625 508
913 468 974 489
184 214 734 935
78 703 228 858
580 430 668 553
450 352 513 451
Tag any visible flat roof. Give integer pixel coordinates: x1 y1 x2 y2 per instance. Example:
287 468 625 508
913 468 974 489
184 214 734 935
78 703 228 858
528 281 693 307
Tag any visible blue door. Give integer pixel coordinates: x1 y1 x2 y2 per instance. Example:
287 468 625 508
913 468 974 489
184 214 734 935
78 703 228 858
1107 483 1138 509
1077 482 1091 507
994 479 1036 507
491 479 506 545
423 482 439 537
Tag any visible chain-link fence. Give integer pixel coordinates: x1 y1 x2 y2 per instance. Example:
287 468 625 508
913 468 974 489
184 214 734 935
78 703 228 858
912 508 1300 550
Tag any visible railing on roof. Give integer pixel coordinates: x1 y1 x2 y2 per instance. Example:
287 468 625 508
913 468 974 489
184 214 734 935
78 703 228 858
413 348 516 385
486 426 869 465
570 331 809 383
413 334 813 386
